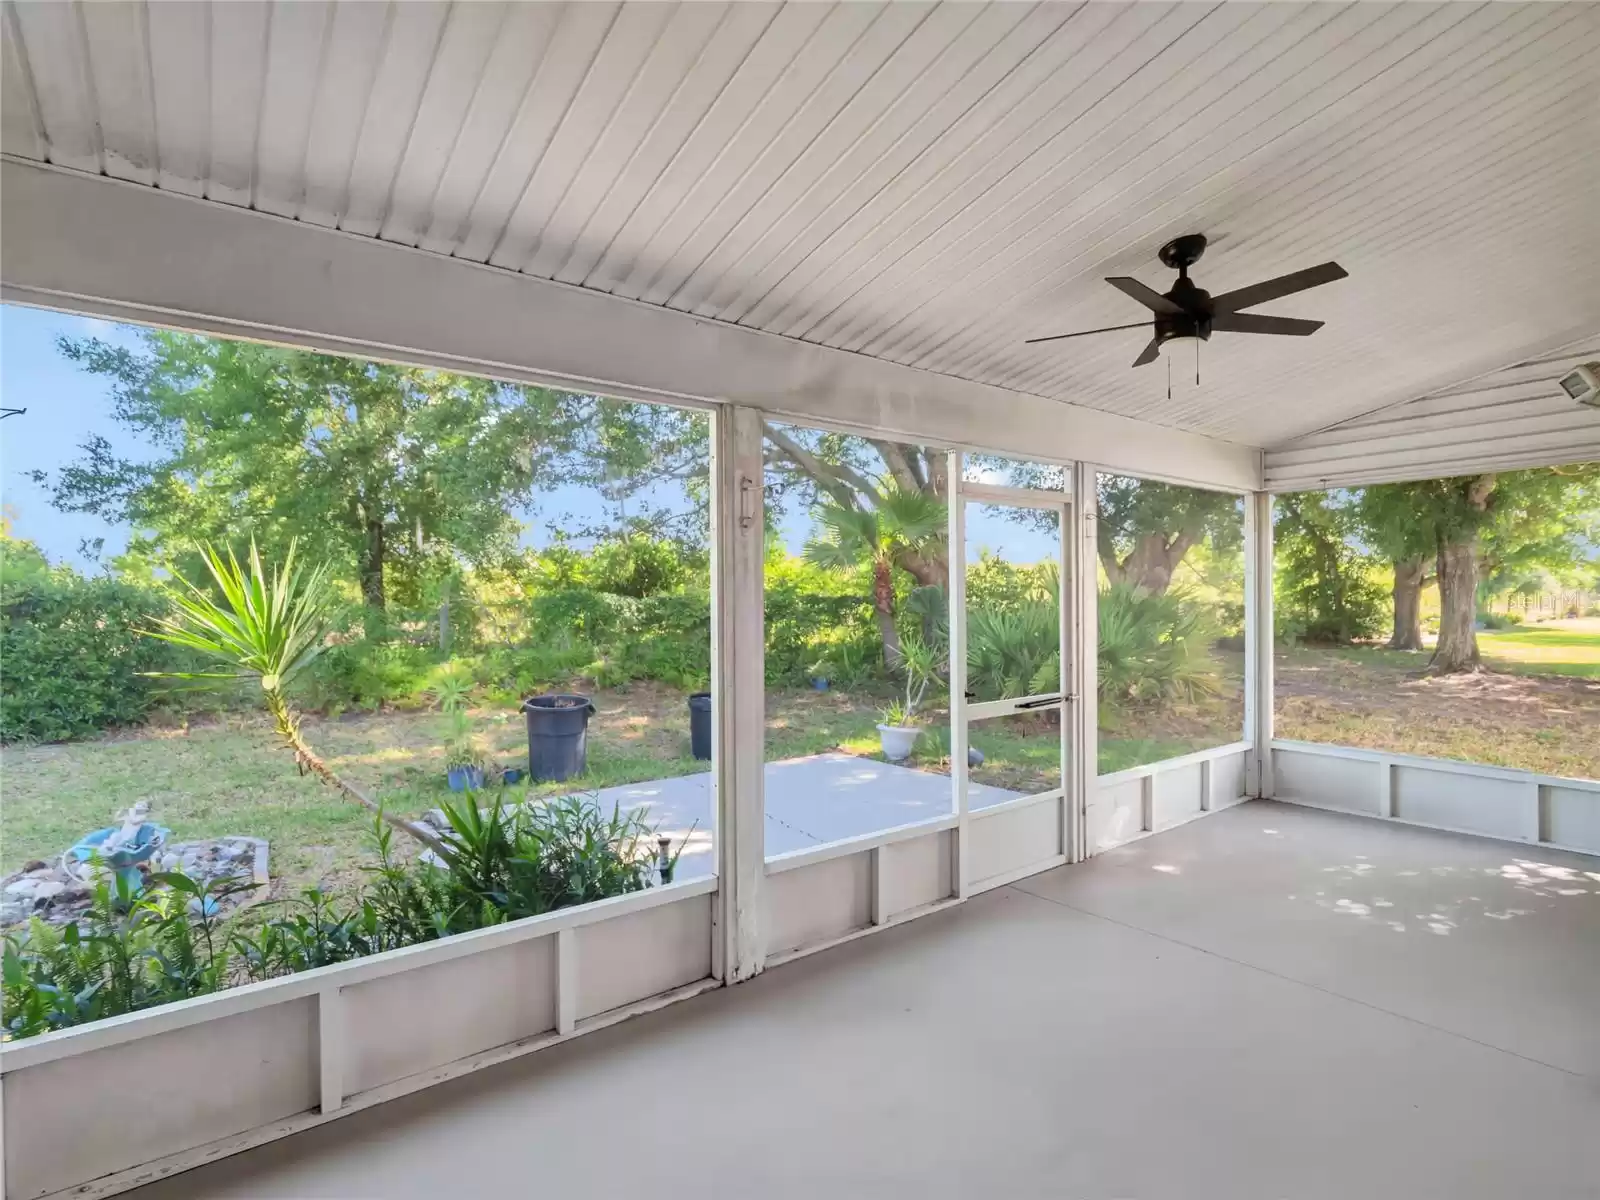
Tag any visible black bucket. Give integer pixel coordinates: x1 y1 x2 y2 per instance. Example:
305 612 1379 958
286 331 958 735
522 694 596 782
688 692 712 761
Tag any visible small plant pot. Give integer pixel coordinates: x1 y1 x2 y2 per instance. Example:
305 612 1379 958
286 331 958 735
810 676 830 692
876 723 920 762
502 767 527 786
446 765 484 792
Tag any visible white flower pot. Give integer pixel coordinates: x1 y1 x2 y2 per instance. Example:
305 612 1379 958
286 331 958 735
877 723 920 762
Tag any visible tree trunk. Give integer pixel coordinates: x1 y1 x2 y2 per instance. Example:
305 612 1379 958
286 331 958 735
1388 557 1425 650
1429 538 1481 673
360 517 386 610
1106 530 1200 594
872 558 902 667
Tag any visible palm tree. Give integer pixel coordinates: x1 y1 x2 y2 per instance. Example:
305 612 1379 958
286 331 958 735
804 481 947 666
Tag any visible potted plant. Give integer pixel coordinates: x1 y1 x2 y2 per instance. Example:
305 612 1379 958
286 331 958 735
443 707 484 792
876 634 939 762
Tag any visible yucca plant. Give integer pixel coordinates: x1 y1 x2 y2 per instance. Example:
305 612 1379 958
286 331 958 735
146 540 444 853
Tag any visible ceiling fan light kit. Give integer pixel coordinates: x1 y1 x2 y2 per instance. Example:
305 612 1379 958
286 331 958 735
1027 233 1348 370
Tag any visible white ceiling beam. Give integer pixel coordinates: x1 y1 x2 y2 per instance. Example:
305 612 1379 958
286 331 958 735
0 158 1259 492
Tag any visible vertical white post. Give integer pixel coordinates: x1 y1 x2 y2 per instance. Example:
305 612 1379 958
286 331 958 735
1140 774 1155 833
947 451 970 899
1056 497 1073 859
1200 757 1213 812
317 987 344 1114
870 845 887 926
712 406 765 981
1245 490 1275 798
1070 464 1099 863
555 927 578 1035
1377 761 1395 818
1 1068 8 1200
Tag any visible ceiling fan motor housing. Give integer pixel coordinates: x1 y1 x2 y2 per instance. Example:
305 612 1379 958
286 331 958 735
1157 274 1212 346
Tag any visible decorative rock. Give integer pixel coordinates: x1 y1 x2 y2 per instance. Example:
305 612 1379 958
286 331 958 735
2 835 271 929
22 860 47 873
29 881 66 904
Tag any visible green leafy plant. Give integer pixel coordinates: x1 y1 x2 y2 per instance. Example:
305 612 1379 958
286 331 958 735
1096 583 1220 707
803 480 947 667
442 707 484 772
2 870 237 1040
0 556 176 742
145 539 445 853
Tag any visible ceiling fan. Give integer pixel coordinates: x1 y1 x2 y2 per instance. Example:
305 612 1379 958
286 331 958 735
1026 234 1347 367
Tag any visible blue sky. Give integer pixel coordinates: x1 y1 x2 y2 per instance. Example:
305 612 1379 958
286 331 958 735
0 303 1055 571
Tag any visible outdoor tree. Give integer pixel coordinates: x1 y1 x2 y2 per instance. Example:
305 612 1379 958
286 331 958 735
33 332 579 611
763 423 950 589
1356 466 1599 671
1096 475 1241 594
1354 485 1436 651
1273 491 1386 644
802 482 947 665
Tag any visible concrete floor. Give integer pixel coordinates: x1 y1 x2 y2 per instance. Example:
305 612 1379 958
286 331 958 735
599 752 1022 880
133 801 1600 1200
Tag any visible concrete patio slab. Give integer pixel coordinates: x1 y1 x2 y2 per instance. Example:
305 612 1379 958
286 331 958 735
581 753 1024 880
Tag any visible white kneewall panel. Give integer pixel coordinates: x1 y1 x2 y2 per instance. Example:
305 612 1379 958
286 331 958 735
1211 750 1248 809
1271 746 1385 815
878 830 955 920
969 797 1061 888
4 998 318 1200
763 854 873 958
1391 767 1532 842
1269 742 1600 856
575 894 713 1021
1545 786 1600 854
344 937 556 1096
1151 762 1204 829
1090 777 1145 855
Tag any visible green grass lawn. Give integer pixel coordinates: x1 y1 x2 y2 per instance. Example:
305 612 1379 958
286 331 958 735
1 681 1240 903
1478 618 1600 678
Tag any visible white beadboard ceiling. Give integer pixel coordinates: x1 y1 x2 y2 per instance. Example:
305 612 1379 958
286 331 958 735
1265 334 1600 491
3 0 1598 448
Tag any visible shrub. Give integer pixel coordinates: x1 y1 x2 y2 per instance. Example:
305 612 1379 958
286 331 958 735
0 568 175 742
967 603 1060 701
4 795 681 1041
295 639 438 712
1097 584 1220 707
2 872 235 1039
583 536 688 598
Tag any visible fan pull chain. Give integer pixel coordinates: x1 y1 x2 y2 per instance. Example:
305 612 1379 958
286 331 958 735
1196 337 1201 388
1166 353 1171 401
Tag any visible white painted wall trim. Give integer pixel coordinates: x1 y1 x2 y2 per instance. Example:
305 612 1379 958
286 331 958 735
763 814 960 877
0 158 1261 493
1269 741 1600 857
1096 741 1255 789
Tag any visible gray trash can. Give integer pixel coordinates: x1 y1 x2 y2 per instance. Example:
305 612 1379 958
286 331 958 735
522 694 595 782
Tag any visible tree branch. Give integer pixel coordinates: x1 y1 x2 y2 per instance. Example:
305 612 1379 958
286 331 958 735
761 420 876 506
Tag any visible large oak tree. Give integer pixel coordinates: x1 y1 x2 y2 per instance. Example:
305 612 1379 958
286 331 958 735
35 332 577 611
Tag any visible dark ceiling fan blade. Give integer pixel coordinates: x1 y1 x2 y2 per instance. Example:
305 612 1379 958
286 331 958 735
1210 312 1325 336
1210 262 1347 313
1024 320 1151 346
1132 338 1161 367
1105 276 1183 315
